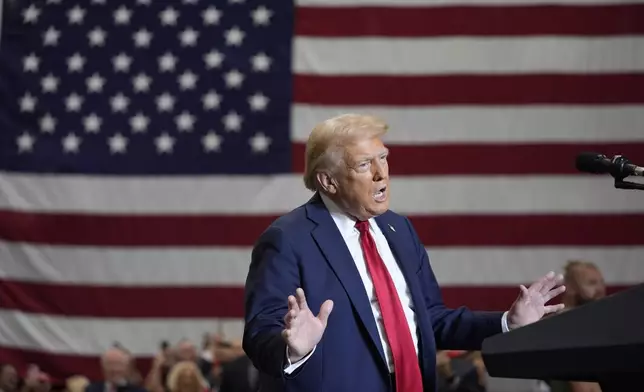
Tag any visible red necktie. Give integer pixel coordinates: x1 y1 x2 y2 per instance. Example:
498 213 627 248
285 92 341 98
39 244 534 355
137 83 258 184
356 220 423 392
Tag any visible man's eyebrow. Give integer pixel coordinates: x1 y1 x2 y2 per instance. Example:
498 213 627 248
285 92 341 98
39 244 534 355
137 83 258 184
353 149 389 161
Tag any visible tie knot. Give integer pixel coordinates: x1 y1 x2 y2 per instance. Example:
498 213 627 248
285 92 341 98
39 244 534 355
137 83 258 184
355 220 370 233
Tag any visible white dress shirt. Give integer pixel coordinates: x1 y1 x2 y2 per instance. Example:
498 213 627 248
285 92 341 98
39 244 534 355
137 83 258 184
284 194 509 374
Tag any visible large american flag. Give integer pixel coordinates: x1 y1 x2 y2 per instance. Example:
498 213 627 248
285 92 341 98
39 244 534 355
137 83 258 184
0 0 643 381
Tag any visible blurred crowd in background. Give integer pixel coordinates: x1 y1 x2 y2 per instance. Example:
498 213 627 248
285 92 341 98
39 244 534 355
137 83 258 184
0 260 609 392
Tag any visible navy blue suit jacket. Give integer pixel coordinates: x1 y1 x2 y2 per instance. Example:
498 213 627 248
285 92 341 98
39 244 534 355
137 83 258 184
243 193 503 392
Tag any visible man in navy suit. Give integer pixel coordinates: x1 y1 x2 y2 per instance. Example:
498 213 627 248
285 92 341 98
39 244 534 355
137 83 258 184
243 114 565 392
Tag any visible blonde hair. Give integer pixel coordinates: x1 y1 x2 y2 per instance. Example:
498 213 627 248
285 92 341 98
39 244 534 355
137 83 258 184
563 260 599 284
65 375 89 392
166 361 207 392
303 113 389 191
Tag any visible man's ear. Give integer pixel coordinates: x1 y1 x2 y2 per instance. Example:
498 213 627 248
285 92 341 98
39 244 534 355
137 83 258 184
317 172 337 194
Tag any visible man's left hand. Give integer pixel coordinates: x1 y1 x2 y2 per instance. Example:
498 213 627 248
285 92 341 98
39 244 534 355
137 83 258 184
507 271 566 330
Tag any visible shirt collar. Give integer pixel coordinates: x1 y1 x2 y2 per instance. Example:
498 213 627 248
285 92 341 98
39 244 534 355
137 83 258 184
319 192 372 236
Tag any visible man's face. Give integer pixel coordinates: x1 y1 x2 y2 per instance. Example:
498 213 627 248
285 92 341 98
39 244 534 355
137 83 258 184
103 356 128 384
176 341 197 362
332 136 390 220
570 266 606 306
0 365 18 391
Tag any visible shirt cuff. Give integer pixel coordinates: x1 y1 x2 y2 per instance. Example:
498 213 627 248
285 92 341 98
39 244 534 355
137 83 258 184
501 311 510 333
283 345 316 374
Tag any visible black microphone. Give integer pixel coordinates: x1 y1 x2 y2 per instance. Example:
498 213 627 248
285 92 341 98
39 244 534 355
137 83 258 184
575 152 644 178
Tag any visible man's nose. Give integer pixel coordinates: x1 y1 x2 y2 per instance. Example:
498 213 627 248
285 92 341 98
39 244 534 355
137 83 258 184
372 161 387 180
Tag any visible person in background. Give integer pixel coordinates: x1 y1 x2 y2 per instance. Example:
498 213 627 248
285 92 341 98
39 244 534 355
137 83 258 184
19 365 50 392
165 362 208 392
436 351 485 392
548 261 606 392
218 354 258 392
561 261 606 309
146 342 179 392
113 345 143 387
65 376 89 392
0 364 18 392
86 348 147 392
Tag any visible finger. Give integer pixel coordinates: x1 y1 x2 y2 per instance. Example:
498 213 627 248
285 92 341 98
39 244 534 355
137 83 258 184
295 288 309 311
519 284 529 298
543 285 566 303
283 309 298 327
531 271 554 294
317 299 334 328
540 273 563 295
281 329 291 342
543 303 565 314
287 295 300 313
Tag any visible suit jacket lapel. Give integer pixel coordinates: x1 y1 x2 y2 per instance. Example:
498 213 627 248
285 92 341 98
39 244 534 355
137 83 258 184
375 215 434 373
306 194 388 370
375 216 420 294
376 214 435 374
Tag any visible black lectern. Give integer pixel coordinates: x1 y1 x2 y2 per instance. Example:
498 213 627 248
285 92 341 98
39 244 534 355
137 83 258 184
481 283 644 392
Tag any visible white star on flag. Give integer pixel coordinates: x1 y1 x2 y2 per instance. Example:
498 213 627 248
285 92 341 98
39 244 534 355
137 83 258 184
202 132 223 152
130 113 150 133
43 27 60 46
114 6 133 25
108 133 128 154
175 112 196 132
67 53 86 72
65 93 84 112
62 133 82 153
16 132 35 153
249 132 271 153
23 54 39 72
225 26 245 46
160 7 179 26
20 94 37 112
224 70 244 89
202 7 221 25
251 6 272 26
83 114 102 133
202 91 222 110
222 111 242 132
251 53 271 72
155 133 175 154
23 5 41 24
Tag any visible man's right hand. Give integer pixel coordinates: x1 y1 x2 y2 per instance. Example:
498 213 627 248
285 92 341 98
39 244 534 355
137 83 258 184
281 288 333 363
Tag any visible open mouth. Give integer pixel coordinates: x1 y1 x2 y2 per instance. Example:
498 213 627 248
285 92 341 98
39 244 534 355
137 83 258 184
374 185 387 201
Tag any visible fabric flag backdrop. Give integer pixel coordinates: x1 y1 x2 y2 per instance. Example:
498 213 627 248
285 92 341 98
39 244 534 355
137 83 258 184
1 0 644 381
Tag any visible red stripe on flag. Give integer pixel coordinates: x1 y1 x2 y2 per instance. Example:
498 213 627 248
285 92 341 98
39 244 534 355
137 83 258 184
296 5 644 37
1 211 643 246
294 74 644 106
0 280 245 318
0 283 630 322
291 142 644 176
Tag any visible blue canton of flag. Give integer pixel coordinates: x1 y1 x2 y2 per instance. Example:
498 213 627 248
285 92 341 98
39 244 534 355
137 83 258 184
0 0 294 174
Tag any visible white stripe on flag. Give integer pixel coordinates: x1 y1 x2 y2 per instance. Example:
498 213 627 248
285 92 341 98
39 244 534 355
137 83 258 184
0 310 244 355
291 105 644 143
294 37 644 74
1 242 642 286
2 174 644 214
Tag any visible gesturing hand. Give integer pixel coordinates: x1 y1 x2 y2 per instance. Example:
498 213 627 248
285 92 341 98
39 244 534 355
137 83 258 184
507 271 566 330
281 288 333 362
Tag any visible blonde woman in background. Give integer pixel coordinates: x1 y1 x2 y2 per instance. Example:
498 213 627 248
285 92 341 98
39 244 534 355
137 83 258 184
166 361 209 392
65 376 89 392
